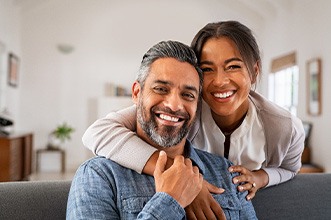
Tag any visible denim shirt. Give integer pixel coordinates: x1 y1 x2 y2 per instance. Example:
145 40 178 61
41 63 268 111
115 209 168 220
66 141 257 219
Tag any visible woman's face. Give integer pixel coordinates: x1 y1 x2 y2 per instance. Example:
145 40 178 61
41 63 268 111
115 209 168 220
199 37 253 120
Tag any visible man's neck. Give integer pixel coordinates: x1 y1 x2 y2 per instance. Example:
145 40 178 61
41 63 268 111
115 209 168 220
154 140 186 158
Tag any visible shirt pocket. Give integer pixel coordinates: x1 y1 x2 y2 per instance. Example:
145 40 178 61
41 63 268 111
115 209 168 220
213 193 243 219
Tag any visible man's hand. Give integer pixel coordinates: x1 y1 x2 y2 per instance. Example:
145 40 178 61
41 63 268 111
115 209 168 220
185 180 226 220
154 151 203 208
229 165 269 200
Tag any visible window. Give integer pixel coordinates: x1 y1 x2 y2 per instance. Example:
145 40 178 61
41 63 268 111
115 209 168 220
268 52 299 116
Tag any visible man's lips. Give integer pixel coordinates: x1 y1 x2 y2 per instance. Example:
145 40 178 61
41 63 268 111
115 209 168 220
155 113 185 123
159 113 180 122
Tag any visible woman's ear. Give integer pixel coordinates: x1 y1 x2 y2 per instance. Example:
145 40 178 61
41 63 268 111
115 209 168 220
131 81 141 104
251 62 260 84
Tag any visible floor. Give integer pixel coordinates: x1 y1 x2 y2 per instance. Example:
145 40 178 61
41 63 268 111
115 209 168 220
29 171 75 181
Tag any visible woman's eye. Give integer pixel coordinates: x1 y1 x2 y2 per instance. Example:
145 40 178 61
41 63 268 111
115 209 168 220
226 65 241 70
201 67 213 73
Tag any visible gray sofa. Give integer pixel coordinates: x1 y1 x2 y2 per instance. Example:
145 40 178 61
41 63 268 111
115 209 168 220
0 173 330 220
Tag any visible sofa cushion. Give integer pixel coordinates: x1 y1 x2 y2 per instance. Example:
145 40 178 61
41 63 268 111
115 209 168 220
0 180 71 220
252 173 331 220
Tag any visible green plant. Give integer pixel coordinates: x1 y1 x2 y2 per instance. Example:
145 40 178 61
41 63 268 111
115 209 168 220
52 122 75 143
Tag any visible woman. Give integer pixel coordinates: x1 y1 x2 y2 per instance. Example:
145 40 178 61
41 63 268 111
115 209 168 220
83 20 304 209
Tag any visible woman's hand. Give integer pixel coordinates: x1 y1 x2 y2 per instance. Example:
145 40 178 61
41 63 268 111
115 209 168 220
185 180 226 220
229 165 269 200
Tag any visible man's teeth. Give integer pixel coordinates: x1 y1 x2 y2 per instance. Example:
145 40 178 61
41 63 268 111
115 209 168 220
214 91 234 98
159 114 179 122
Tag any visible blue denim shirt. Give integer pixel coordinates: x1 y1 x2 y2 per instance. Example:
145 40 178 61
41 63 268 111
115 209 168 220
67 141 257 219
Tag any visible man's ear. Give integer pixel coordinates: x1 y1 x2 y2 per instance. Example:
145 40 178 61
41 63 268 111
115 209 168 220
132 81 141 104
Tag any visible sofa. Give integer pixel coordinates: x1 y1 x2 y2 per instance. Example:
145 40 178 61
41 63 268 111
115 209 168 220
0 173 330 220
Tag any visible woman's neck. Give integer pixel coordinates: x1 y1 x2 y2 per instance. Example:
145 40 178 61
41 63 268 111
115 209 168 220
211 101 249 134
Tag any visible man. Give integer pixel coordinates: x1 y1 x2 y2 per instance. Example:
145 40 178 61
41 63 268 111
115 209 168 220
66 41 257 219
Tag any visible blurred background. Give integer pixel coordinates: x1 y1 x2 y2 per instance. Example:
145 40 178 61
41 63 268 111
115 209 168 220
0 0 330 181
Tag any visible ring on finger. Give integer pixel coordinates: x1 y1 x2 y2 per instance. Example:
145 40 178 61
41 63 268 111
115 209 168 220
252 182 256 188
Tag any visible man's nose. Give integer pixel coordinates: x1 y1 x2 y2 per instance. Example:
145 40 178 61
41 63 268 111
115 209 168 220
163 93 184 112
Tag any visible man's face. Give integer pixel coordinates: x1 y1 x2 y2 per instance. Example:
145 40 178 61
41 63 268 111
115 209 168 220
133 57 200 149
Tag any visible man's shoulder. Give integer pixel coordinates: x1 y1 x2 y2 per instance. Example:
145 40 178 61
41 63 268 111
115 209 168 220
79 156 129 175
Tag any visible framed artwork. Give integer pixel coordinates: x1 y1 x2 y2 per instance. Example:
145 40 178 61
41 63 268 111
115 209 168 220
8 53 19 87
307 58 322 116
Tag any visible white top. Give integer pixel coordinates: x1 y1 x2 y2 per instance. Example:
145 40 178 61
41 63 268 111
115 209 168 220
194 100 265 170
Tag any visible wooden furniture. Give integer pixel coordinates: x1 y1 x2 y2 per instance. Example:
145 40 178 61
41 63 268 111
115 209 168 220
299 147 324 173
0 132 33 182
36 148 66 173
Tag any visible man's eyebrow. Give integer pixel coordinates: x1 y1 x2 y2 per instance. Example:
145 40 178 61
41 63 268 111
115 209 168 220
153 79 172 85
154 80 199 94
184 85 199 94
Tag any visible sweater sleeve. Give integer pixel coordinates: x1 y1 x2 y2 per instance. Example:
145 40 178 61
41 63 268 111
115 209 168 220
263 115 305 187
82 105 157 173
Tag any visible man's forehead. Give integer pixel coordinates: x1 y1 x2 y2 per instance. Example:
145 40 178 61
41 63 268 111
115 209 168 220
147 58 199 84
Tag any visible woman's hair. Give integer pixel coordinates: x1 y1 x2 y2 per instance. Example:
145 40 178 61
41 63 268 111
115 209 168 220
191 20 261 83
137 40 203 93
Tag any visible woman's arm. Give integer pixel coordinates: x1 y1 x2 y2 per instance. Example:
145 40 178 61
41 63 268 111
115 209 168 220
263 116 305 186
229 116 305 200
82 105 157 174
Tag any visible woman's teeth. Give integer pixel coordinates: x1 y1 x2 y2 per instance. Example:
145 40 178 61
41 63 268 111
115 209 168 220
214 91 234 98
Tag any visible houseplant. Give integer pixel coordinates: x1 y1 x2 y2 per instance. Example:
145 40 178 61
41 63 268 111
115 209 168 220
47 122 75 149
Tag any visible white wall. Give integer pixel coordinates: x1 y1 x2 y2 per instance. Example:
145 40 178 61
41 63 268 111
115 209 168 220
260 0 331 172
1 0 330 172
0 0 21 120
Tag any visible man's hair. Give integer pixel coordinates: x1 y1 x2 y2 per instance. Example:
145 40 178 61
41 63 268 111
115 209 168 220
137 40 203 93
191 20 261 84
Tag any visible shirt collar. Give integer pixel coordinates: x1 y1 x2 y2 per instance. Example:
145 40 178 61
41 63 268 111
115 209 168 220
184 140 206 175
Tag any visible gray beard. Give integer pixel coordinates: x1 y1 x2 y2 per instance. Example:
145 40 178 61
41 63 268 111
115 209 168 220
137 104 191 148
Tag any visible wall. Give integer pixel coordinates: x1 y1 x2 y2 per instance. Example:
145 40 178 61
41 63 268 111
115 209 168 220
0 0 330 172
0 0 21 121
260 0 331 172
15 0 265 171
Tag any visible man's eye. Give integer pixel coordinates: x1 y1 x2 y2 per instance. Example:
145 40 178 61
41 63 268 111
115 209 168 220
153 87 167 93
182 93 195 101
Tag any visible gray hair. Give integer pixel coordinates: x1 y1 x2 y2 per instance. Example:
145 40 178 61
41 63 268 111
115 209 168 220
136 40 203 93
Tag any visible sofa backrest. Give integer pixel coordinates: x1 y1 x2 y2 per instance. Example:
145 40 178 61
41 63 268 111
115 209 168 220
0 173 330 220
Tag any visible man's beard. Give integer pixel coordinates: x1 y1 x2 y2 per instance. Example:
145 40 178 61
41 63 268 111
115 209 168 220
137 100 193 148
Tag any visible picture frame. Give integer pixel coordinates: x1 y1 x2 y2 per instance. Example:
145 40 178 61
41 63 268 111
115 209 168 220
8 53 19 87
307 58 321 116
